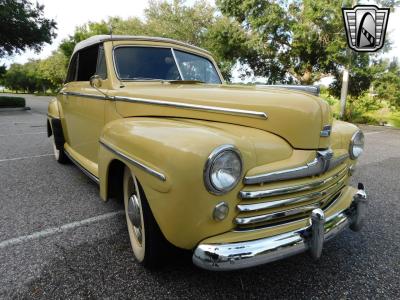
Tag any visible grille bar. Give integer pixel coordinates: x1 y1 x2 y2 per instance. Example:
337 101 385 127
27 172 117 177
235 190 343 227
244 153 348 185
235 204 320 225
237 176 347 212
239 167 347 200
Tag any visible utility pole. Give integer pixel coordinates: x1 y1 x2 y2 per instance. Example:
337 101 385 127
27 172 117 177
340 0 357 120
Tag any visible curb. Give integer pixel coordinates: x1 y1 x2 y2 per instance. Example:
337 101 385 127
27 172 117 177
0 107 31 112
357 123 400 131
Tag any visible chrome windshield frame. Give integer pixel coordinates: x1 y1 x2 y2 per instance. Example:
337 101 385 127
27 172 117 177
112 45 223 83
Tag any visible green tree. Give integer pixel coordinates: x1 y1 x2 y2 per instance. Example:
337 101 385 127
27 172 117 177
373 58 400 108
39 50 68 90
329 53 381 99
59 21 111 59
216 0 348 84
2 60 54 93
0 64 6 86
0 0 57 57
143 0 214 45
2 63 26 92
203 16 249 78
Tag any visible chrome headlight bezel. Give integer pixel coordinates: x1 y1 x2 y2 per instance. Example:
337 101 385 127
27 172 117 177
349 130 364 160
204 145 243 195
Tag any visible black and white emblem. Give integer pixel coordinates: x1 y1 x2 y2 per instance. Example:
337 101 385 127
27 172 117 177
342 5 389 52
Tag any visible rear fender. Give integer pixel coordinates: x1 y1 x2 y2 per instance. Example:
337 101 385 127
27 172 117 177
47 98 65 149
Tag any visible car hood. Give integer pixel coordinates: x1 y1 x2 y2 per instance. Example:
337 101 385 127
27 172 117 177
113 83 332 149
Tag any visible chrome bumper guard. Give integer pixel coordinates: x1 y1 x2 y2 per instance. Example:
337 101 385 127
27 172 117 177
193 184 367 271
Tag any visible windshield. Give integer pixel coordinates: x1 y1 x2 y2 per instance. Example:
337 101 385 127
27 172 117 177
113 46 221 83
174 50 221 84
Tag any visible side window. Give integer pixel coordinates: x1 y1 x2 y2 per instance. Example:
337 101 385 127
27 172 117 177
65 54 78 83
96 46 107 79
76 45 99 81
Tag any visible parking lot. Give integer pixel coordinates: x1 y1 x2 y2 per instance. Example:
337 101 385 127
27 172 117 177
0 94 399 299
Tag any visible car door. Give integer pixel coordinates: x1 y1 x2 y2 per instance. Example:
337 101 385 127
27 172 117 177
59 44 108 173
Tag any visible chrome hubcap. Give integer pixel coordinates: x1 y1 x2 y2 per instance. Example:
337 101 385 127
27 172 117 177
127 193 143 244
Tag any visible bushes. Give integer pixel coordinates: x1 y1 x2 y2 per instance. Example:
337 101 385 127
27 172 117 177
0 96 26 108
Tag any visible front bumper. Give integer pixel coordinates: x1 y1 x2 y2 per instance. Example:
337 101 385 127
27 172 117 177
193 184 367 271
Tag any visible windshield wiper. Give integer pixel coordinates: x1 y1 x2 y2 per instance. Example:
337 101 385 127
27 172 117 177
121 77 206 84
127 77 165 81
167 80 205 84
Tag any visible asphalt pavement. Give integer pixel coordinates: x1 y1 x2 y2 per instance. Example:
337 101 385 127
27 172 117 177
0 94 399 299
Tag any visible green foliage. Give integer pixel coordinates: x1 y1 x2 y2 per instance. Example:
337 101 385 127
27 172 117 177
58 0 240 79
203 16 249 78
373 58 400 108
144 0 214 45
329 54 386 99
0 96 25 108
0 0 57 57
38 51 68 88
216 0 347 84
59 21 111 59
0 64 6 86
4 0 400 106
2 59 61 93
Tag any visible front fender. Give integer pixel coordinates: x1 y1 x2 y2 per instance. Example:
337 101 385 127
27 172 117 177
99 117 292 249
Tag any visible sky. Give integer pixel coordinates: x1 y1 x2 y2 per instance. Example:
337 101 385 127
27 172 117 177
1 0 399 83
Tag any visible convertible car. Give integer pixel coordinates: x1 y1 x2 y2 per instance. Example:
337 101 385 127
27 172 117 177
47 35 366 270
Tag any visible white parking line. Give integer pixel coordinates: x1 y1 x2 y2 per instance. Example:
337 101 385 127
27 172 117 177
0 211 125 250
0 154 53 163
0 132 46 137
364 131 385 135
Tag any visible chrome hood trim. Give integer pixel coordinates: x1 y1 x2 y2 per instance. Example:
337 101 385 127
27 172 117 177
244 149 348 185
114 96 268 120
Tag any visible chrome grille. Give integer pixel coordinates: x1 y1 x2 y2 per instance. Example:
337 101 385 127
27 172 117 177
236 162 348 230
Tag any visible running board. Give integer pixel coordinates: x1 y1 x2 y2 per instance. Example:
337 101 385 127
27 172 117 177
64 150 100 185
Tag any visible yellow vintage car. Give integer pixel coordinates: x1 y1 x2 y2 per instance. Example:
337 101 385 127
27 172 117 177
47 35 366 270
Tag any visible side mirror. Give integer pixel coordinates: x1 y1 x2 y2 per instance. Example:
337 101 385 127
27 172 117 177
90 75 102 89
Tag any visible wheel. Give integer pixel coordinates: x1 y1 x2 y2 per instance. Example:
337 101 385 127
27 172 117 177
52 135 69 164
123 167 167 267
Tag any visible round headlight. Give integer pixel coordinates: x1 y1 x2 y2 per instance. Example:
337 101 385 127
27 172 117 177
349 130 364 159
204 145 242 195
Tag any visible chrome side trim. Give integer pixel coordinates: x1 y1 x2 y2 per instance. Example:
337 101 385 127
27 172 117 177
64 150 100 184
114 96 268 120
244 150 348 185
99 140 166 181
61 91 108 100
237 176 346 212
239 166 348 199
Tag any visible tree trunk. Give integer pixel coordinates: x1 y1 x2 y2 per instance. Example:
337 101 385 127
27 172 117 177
299 69 313 85
340 69 349 119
